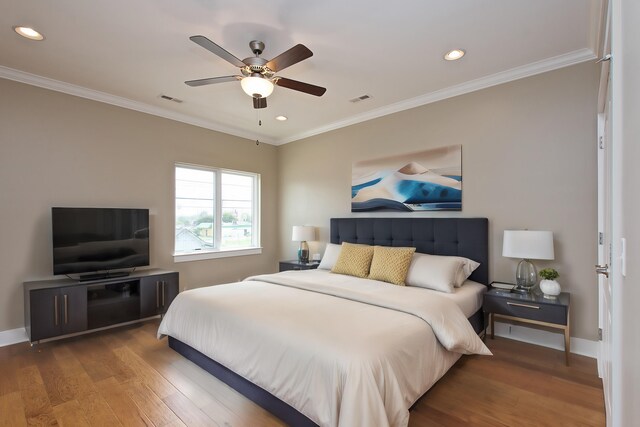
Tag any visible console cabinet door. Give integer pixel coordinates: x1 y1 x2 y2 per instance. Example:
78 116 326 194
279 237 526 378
29 287 88 341
59 286 87 335
160 273 179 314
30 288 61 341
140 273 179 317
140 276 161 318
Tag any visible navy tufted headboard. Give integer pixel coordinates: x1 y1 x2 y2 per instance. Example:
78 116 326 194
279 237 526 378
330 217 489 285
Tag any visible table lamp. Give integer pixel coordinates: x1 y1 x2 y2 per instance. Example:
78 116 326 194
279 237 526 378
292 225 315 263
502 230 554 293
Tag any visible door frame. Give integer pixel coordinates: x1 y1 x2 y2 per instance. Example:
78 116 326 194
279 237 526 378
596 0 613 424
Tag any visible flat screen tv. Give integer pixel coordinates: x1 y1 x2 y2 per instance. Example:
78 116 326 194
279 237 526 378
52 207 149 279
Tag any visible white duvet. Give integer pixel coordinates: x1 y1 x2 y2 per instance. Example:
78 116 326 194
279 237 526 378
158 270 491 427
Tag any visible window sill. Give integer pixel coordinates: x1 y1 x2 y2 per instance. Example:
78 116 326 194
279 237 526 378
173 247 263 263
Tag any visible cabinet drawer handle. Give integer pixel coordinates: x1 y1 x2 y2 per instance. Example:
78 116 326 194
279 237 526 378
156 282 160 308
54 295 59 326
162 281 165 307
64 294 68 324
507 302 540 309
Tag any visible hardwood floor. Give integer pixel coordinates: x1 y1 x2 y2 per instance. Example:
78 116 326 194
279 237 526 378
0 320 605 426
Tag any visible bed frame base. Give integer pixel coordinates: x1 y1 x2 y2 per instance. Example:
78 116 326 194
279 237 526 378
168 336 318 427
468 307 485 335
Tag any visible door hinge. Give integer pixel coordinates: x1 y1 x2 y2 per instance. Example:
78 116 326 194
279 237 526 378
599 136 604 149
598 328 603 340
599 232 604 245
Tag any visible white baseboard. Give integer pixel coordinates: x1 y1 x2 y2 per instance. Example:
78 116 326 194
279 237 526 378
0 317 161 348
492 321 598 359
0 327 28 347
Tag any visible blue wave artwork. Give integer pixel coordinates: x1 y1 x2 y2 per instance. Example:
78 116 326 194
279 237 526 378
351 177 382 198
351 149 463 212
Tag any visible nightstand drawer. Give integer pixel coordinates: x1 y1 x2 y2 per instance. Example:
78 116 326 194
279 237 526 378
483 295 568 325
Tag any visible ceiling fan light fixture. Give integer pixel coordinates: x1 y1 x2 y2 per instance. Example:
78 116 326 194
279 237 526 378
444 49 465 61
185 36 325 110
241 76 274 98
13 26 44 40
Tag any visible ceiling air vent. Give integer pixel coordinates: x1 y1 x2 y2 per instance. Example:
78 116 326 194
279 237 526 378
160 94 183 103
349 94 372 103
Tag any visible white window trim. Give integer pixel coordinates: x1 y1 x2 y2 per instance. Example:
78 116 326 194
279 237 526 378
174 163 261 262
173 247 263 262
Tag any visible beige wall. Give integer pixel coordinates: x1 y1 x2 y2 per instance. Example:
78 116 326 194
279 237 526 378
0 78 279 332
0 62 601 342
277 62 600 340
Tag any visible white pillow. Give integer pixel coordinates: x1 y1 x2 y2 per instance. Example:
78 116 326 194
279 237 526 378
455 257 480 287
405 253 479 293
317 243 342 270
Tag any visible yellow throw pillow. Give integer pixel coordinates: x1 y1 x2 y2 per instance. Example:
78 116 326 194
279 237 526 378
368 246 417 286
331 242 374 278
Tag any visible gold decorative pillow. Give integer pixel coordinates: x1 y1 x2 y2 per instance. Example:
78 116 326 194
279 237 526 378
331 242 374 278
368 246 416 286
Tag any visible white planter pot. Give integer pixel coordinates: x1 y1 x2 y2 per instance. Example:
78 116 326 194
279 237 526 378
539 279 561 299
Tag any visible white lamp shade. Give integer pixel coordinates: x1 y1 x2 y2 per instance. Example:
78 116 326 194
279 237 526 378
292 225 315 242
241 76 274 98
502 230 554 260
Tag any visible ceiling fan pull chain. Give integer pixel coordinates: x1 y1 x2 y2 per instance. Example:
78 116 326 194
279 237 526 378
255 110 262 145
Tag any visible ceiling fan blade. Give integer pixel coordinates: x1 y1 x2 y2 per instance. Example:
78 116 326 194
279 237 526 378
275 77 326 97
266 44 313 72
253 97 267 109
190 35 246 68
185 75 241 87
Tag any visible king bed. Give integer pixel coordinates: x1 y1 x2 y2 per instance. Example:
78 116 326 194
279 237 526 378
159 217 491 426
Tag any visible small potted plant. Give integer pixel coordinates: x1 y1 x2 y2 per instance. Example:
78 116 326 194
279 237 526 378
539 268 561 299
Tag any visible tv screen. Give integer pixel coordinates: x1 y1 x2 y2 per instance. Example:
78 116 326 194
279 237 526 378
52 207 150 275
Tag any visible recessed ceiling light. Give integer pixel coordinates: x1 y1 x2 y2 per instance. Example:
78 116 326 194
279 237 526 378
444 49 465 61
13 26 44 41
275 115 288 121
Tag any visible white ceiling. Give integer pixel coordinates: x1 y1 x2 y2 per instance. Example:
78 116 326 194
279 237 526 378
0 0 603 145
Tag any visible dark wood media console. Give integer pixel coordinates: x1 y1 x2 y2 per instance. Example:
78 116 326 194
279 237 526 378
24 269 178 343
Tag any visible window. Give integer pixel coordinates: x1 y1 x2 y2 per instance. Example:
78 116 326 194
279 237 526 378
174 164 261 261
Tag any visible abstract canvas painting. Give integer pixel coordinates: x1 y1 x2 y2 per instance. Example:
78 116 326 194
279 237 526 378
351 145 462 212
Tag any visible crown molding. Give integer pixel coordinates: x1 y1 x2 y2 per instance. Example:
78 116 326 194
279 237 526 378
275 48 597 145
590 0 609 58
1 48 595 147
0 66 276 145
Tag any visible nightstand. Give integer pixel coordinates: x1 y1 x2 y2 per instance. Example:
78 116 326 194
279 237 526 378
483 287 571 365
279 260 320 272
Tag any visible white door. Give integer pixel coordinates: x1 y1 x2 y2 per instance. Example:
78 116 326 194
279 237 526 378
597 65 613 423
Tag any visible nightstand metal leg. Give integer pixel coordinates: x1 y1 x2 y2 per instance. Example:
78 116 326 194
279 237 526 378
564 328 570 365
564 305 571 366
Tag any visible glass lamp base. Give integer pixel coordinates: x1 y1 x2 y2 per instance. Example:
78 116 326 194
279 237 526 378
513 259 537 293
297 241 309 263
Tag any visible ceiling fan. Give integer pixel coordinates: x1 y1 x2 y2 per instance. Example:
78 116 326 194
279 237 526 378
185 36 326 109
